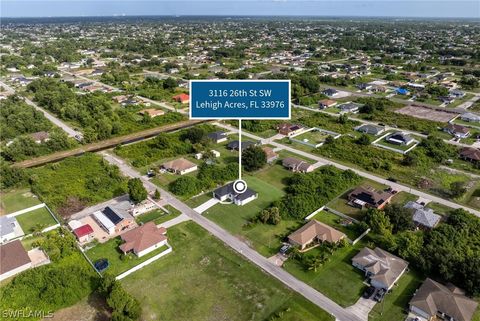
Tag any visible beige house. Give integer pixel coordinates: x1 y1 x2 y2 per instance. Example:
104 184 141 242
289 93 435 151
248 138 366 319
288 220 346 250
162 158 198 175
282 157 314 173
119 222 168 257
352 247 408 290
409 278 478 321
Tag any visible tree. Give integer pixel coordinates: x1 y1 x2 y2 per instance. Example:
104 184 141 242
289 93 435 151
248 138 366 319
242 146 267 171
356 134 371 145
169 176 201 197
153 189 161 200
338 113 349 124
181 127 206 144
128 178 147 204
450 181 467 198
365 208 392 235
384 203 415 233
107 282 141 321
258 207 281 225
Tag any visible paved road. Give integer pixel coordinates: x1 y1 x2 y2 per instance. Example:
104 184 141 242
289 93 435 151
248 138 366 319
215 122 480 217
100 150 363 321
0 79 83 140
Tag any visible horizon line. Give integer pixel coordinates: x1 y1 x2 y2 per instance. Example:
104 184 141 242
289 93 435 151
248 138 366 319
2 14 480 19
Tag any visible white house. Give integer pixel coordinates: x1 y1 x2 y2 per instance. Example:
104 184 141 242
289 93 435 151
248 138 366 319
213 182 258 206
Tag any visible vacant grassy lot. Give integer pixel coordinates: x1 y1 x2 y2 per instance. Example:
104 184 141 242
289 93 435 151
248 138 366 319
204 174 289 256
121 222 333 321
86 237 169 276
137 206 181 225
15 207 57 233
292 130 330 146
0 188 41 215
374 138 416 152
327 196 365 220
369 270 423 321
390 191 418 206
29 153 128 215
283 242 367 307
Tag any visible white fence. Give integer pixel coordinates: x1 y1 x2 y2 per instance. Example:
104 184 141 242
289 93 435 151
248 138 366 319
116 246 172 280
304 206 325 220
7 203 46 217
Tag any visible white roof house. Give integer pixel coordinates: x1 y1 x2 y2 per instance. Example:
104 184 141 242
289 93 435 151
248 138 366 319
92 211 115 234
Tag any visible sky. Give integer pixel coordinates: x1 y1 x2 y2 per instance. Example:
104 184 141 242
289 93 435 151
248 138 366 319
1 0 479 18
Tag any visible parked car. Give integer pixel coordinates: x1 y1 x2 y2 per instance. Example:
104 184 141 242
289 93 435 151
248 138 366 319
363 286 376 299
280 244 291 255
374 288 386 302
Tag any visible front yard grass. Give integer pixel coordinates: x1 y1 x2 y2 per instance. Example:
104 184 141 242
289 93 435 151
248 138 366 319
0 188 41 215
283 242 368 307
390 191 418 206
86 237 169 276
15 207 57 233
121 221 333 321
369 270 423 321
203 175 288 256
136 207 181 225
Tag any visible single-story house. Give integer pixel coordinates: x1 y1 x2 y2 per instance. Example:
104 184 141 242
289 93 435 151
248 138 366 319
277 123 304 137
138 108 165 118
357 83 373 91
409 278 478 321
352 247 408 290
322 88 339 97
439 96 455 104
355 124 385 136
449 89 465 99
386 132 415 145
445 124 470 139
0 240 32 281
318 99 337 109
119 222 167 257
348 185 393 210
404 201 441 230
92 206 135 235
338 102 362 114
207 131 228 143
460 112 480 123
172 93 189 104
73 224 94 243
282 157 314 173
131 200 157 216
226 140 256 151
288 220 346 250
29 131 50 144
262 146 279 163
213 182 258 206
0 216 22 243
162 158 198 175
459 147 480 163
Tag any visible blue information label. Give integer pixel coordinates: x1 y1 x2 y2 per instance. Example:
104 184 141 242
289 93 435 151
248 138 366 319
189 80 291 119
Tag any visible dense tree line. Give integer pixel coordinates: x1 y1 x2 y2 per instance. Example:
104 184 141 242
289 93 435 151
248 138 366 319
0 95 52 140
365 208 480 295
274 166 361 219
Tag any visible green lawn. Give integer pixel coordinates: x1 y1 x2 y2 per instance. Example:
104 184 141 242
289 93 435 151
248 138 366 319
369 270 423 321
15 207 57 234
136 207 181 225
121 221 334 321
204 175 289 256
327 196 365 220
185 192 213 208
312 211 362 241
283 242 367 307
374 138 417 152
390 191 418 206
0 188 42 215
86 237 169 276
425 202 453 216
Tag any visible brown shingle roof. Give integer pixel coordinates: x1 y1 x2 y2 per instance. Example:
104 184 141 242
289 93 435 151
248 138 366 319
119 222 167 254
460 147 480 162
409 278 478 321
162 158 197 172
0 240 31 274
288 220 346 245
348 186 392 208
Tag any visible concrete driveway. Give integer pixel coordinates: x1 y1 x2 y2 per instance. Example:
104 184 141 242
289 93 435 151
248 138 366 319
345 297 377 321
193 198 220 214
